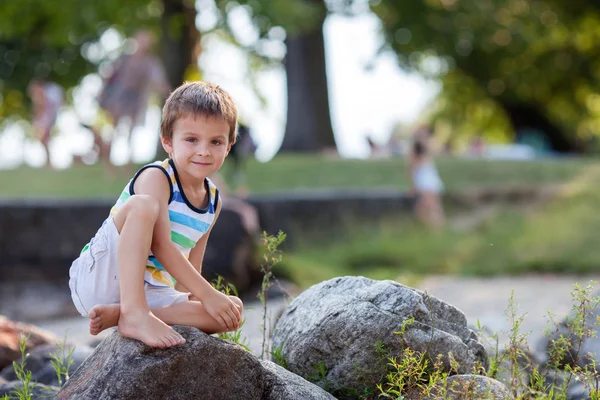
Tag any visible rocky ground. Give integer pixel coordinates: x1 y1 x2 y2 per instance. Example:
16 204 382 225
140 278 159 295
3 274 600 358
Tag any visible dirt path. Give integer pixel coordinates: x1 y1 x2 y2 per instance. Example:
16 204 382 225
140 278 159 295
416 274 600 350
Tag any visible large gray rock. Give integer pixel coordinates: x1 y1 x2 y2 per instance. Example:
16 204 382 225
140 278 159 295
55 326 334 400
271 276 488 396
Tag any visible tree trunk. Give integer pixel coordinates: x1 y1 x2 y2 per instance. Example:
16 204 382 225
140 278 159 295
160 0 199 89
502 102 576 153
279 4 336 153
156 0 199 159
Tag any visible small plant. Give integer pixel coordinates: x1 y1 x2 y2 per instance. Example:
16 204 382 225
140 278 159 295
270 344 288 369
257 230 286 360
9 334 35 400
308 361 334 392
217 318 251 352
375 317 451 398
49 336 75 387
211 276 250 351
211 275 239 297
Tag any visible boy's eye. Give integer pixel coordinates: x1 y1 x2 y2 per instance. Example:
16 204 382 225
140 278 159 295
212 140 222 145
186 137 197 143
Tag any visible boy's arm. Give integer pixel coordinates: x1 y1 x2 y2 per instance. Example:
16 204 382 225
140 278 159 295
133 169 240 330
174 200 222 293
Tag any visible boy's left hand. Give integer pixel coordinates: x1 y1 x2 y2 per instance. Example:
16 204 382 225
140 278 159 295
203 290 242 330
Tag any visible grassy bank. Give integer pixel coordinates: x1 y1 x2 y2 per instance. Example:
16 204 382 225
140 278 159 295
3 154 600 288
0 155 596 198
278 163 600 288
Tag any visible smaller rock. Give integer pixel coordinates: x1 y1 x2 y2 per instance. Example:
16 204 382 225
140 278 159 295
0 316 58 370
0 342 94 387
261 360 336 400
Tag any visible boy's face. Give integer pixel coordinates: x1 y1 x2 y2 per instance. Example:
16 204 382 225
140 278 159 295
162 114 231 181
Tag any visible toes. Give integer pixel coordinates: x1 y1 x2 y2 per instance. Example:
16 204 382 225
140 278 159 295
175 334 186 345
168 334 180 347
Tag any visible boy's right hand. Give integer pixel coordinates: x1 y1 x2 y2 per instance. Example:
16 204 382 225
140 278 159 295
204 290 242 331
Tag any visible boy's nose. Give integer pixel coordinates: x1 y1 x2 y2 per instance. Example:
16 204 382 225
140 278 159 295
196 143 210 156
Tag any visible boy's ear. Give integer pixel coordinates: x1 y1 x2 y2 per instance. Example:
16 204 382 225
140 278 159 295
161 135 173 155
225 143 232 156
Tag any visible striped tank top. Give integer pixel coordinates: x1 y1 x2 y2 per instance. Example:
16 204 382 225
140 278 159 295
81 158 219 287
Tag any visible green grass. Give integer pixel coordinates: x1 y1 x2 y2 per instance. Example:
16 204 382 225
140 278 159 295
278 163 600 288
0 155 596 198
3 154 600 288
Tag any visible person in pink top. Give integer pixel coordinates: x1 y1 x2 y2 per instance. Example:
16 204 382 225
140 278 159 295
91 30 171 166
28 79 64 167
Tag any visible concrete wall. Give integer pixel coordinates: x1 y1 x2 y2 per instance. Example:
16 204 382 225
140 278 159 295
0 190 414 281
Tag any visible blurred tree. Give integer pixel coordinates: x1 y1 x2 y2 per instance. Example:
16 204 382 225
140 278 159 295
279 0 336 152
221 0 340 153
0 0 154 121
372 0 600 152
0 0 332 154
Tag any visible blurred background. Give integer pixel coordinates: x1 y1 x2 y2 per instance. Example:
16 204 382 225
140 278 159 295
2 0 600 346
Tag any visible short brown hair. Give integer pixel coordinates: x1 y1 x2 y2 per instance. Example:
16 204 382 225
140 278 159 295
160 81 238 145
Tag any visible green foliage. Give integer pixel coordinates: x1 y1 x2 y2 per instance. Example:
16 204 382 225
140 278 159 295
257 230 287 360
280 162 600 287
0 0 155 119
211 276 251 351
0 0 322 121
2 335 75 400
0 155 594 198
308 361 333 391
49 337 75 388
9 335 35 400
367 282 600 399
216 318 251 352
373 0 600 147
270 344 288 369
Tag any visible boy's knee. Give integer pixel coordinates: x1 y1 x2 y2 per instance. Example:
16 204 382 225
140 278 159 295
127 195 160 220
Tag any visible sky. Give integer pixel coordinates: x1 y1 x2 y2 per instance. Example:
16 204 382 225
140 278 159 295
0 10 439 169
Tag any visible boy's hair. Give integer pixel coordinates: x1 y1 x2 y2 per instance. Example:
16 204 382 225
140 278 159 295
160 81 238 145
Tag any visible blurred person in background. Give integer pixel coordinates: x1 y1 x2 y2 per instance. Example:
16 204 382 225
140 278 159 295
408 126 445 229
28 79 64 168
87 29 171 167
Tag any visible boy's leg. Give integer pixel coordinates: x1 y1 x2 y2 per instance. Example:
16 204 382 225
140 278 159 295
89 194 185 348
89 296 244 335
154 296 244 334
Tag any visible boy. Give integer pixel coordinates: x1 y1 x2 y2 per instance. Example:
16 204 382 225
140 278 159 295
69 81 243 348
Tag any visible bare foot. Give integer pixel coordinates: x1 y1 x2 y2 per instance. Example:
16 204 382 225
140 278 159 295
117 309 186 348
88 304 121 335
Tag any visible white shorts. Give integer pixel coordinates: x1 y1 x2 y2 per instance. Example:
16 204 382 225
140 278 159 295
68 217 190 317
